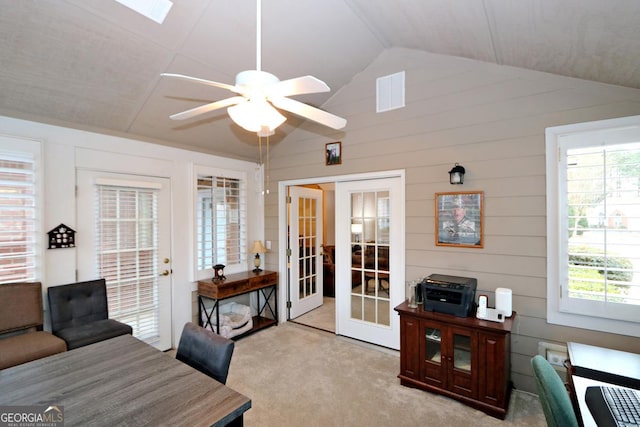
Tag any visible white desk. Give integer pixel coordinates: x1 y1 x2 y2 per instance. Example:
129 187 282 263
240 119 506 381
571 375 608 427
568 342 640 389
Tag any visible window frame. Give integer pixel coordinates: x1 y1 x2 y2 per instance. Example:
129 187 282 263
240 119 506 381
192 165 247 281
546 115 640 337
0 136 43 284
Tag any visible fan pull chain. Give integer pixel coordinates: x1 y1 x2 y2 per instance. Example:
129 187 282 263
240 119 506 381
257 134 270 195
265 134 270 195
258 135 263 194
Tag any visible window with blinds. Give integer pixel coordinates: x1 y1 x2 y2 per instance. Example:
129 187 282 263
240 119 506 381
564 142 640 317
0 150 37 284
547 117 640 334
95 184 159 342
196 175 246 273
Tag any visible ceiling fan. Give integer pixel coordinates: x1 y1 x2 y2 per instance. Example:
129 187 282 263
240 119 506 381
161 0 347 137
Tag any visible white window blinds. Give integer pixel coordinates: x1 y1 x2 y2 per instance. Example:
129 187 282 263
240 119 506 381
0 151 37 284
95 184 160 342
564 142 640 316
546 117 640 336
196 175 246 272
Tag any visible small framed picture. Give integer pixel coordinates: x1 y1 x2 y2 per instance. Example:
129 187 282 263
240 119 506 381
435 191 484 248
325 142 341 165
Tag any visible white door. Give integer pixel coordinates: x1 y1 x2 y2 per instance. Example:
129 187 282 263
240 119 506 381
335 177 404 349
288 186 324 319
76 171 172 350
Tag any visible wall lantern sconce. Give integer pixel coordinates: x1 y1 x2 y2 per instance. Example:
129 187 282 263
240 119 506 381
448 163 465 184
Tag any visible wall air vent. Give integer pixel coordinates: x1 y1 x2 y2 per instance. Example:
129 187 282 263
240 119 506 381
376 71 405 113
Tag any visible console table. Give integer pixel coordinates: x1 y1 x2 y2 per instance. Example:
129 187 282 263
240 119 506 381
198 270 278 339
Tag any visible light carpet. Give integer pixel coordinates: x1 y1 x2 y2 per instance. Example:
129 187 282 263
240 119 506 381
226 322 546 427
292 297 336 332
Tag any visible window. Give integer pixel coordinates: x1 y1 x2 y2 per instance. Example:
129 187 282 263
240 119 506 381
95 182 160 341
195 169 246 279
546 116 640 336
0 137 41 284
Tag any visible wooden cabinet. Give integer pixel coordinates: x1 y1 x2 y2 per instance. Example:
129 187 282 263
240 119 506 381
395 301 515 419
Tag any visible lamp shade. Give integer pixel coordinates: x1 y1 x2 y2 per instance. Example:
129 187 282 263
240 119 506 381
250 240 267 254
351 223 363 234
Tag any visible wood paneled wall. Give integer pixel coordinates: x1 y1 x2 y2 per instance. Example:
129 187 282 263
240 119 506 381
263 48 640 393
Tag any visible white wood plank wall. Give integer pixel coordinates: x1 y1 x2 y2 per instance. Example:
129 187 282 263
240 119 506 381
264 48 640 393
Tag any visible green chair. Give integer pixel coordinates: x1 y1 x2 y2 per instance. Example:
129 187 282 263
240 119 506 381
531 355 579 427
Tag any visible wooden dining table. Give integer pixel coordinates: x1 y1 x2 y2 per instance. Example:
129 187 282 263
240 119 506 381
0 334 251 426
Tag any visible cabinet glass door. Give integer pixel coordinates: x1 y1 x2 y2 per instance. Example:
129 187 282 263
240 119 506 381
453 333 472 372
425 327 442 364
450 328 475 398
423 324 445 388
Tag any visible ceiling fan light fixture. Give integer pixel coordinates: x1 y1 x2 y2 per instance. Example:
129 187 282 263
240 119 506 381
235 70 279 90
227 99 286 134
161 0 346 135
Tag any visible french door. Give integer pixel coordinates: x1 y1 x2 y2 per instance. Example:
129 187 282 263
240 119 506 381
335 177 404 349
76 171 172 350
288 186 324 319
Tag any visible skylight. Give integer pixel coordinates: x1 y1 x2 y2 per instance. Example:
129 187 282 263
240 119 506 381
114 0 173 24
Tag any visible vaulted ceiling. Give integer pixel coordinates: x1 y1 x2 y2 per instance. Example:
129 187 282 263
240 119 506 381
1 0 639 161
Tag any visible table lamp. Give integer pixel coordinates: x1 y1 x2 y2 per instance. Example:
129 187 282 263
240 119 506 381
250 240 267 273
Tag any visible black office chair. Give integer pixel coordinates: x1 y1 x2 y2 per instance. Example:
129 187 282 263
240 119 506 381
48 279 133 350
531 355 579 427
176 322 235 384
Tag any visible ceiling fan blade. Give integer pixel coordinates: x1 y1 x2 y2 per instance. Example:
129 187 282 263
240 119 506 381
266 75 330 98
161 73 240 93
270 96 346 130
169 96 245 120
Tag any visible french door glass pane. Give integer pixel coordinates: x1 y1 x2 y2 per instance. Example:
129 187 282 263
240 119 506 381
298 196 318 300
350 190 390 326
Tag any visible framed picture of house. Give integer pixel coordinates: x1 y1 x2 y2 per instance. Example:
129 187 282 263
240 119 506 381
435 191 484 248
325 142 341 165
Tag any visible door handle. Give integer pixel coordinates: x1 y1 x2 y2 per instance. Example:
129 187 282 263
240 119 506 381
160 270 170 276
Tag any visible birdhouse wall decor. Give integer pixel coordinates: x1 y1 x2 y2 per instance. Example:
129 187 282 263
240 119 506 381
48 224 76 249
